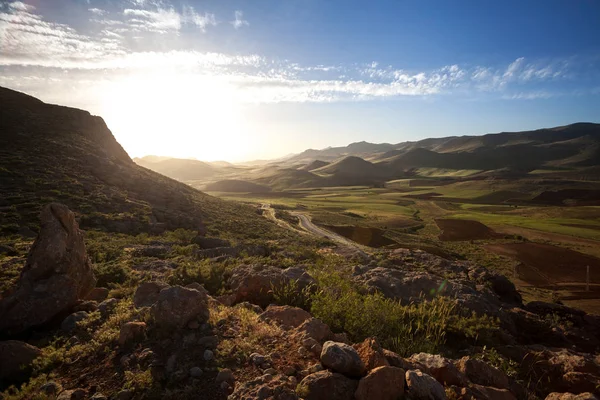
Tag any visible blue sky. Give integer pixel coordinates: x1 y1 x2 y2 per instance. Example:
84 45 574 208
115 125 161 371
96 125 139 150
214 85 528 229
1 0 599 161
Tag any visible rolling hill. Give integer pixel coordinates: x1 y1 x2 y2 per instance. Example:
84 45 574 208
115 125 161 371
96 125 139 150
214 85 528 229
134 156 217 181
0 87 282 238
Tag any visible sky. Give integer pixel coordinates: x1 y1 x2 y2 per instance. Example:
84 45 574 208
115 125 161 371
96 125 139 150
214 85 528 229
1 0 600 162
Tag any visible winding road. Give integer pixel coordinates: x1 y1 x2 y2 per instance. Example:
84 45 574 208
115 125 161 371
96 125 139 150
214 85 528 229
261 204 369 255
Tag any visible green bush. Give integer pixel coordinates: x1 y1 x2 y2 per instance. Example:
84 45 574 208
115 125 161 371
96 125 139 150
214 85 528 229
272 279 313 310
309 262 498 356
94 261 131 287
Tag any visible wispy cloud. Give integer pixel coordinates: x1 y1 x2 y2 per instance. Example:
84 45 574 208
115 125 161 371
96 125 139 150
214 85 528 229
231 10 249 29
88 8 107 16
0 1 596 104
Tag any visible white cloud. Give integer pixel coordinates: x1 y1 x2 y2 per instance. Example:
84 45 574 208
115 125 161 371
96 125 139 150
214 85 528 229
88 8 107 16
184 6 217 31
0 3 589 105
123 8 181 32
231 10 249 29
8 2 35 12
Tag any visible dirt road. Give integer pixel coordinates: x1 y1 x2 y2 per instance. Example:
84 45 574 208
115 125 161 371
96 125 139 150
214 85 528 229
261 204 369 255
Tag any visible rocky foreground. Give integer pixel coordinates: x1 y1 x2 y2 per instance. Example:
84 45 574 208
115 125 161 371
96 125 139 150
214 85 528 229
0 204 599 400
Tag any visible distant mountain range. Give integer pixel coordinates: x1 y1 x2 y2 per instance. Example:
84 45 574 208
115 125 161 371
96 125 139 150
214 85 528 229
136 122 600 192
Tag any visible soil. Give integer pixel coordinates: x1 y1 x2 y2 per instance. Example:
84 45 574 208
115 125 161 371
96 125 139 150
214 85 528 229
435 219 500 241
485 242 600 286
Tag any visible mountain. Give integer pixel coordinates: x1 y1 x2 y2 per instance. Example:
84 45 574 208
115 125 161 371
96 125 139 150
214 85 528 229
285 123 600 174
134 156 217 181
204 179 271 193
298 160 330 171
0 87 279 238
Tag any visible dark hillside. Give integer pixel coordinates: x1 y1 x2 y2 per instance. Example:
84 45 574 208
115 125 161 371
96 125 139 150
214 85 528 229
0 87 281 238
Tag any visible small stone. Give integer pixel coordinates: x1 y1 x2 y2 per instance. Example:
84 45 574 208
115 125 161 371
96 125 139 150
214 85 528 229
257 386 273 399
39 382 62 396
189 367 203 378
284 366 296 376
204 349 214 361
298 346 309 357
270 352 281 359
250 353 267 365
90 394 108 400
216 368 235 384
264 368 277 375
118 321 146 346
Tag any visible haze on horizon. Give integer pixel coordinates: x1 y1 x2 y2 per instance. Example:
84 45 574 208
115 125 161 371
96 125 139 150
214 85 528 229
1 0 599 162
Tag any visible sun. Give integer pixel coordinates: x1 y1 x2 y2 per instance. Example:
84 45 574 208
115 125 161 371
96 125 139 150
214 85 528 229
97 71 252 161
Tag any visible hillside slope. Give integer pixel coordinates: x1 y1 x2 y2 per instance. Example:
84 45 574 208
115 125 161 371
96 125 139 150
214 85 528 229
286 123 600 173
134 156 217 181
0 87 281 238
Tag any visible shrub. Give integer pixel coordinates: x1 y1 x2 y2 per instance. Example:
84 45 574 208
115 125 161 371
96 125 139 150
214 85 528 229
309 261 498 356
272 279 313 310
94 261 131 287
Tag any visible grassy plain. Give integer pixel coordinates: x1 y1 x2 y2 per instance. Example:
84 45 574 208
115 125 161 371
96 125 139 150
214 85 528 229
209 176 600 314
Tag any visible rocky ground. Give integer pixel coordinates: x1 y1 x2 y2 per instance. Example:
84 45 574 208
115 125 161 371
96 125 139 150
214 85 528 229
0 203 599 400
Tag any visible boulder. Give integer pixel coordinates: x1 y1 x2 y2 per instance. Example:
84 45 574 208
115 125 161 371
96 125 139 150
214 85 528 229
151 285 209 330
410 353 467 386
0 204 96 335
0 341 42 382
405 369 446 400
320 341 366 378
133 281 168 308
61 311 89 333
118 322 147 346
352 337 389 372
228 264 315 308
383 349 416 370
259 305 312 329
470 384 517 400
295 318 333 343
355 366 405 400
228 264 287 307
456 356 510 390
297 370 358 400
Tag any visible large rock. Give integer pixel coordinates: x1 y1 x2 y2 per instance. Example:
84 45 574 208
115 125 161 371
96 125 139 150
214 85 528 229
150 285 209 330
456 356 510 390
228 264 287 307
133 281 168 308
355 366 405 400
320 341 366 378
227 264 315 308
296 370 358 400
295 318 333 343
405 369 446 400
0 341 42 382
470 384 517 400
409 353 467 386
0 204 96 335
259 305 312 329
352 337 389 372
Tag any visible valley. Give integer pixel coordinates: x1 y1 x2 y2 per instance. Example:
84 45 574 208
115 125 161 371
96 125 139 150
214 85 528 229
208 176 600 315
